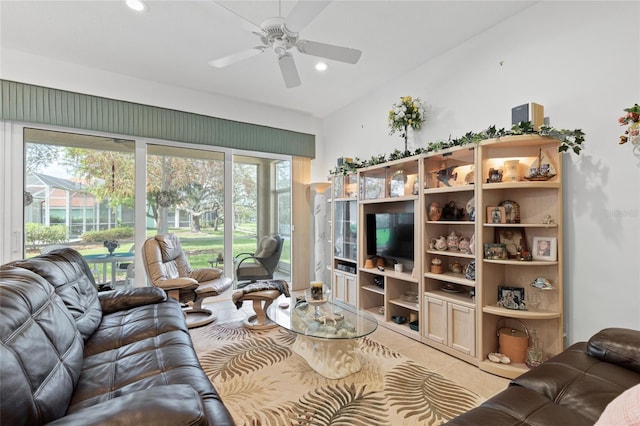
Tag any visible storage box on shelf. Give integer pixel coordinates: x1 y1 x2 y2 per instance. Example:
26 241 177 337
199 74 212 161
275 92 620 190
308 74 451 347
477 135 563 379
358 157 421 338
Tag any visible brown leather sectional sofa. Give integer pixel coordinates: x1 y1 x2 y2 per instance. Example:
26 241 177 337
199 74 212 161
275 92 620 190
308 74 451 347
447 328 640 425
0 248 234 425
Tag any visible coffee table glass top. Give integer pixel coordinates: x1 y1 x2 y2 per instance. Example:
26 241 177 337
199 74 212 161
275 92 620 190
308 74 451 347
268 297 378 340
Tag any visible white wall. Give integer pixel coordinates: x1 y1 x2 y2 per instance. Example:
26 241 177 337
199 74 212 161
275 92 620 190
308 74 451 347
317 1 640 344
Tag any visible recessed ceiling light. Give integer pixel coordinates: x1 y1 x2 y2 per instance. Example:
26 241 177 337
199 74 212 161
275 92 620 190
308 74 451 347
315 62 328 72
125 0 147 12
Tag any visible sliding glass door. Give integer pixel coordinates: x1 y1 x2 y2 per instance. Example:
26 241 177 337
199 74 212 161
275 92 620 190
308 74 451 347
146 145 225 269
232 155 291 282
21 127 293 287
24 128 135 288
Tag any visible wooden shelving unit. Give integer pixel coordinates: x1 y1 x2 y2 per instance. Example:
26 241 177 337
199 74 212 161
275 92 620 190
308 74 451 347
339 135 563 379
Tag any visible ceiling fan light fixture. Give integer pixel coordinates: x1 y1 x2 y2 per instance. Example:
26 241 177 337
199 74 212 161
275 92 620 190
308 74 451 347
315 62 328 71
125 0 147 12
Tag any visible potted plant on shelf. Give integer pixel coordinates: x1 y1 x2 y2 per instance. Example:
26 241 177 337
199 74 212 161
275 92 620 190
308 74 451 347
388 96 425 154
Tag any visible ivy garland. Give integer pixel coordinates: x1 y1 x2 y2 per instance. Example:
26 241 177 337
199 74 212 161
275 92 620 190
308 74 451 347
329 121 585 176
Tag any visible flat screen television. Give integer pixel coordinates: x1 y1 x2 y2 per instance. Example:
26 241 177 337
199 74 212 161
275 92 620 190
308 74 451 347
366 212 414 261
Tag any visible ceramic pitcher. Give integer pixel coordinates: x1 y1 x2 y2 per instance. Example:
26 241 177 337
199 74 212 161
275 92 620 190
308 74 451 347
447 231 459 251
431 236 447 251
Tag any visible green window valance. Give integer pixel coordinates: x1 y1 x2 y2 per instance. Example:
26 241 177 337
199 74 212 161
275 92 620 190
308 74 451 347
0 79 315 158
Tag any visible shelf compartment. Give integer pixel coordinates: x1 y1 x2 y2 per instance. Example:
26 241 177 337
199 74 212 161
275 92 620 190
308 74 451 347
359 267 420 283
482 181 560 190
424 186 475 195
389 298 419 311
483 223 558 229
363 307 385 321
426 250 475 259
424 271 475 286
483 259 558 266
482 305 561 319
360 194 418 204
427 220 475 226
381 319 421 339
361 284 384 295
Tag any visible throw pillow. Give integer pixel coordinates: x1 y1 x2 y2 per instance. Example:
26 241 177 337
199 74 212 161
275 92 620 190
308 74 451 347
595 383 640 425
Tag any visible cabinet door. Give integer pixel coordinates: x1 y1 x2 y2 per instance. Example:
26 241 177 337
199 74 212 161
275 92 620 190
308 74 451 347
448 303 476 357
345 273 357 306
424 296 447 345
333 271 346 303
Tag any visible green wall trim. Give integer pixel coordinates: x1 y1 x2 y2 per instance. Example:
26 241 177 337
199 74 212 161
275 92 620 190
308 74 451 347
0 79 315 158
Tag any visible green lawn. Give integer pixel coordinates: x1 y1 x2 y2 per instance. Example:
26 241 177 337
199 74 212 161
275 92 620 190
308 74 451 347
31 224 291 285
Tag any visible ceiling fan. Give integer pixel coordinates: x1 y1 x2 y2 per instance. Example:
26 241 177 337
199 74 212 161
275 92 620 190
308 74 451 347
207 0 362 88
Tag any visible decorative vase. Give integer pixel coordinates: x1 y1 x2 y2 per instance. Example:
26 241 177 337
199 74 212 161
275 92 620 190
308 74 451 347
428 202 442 221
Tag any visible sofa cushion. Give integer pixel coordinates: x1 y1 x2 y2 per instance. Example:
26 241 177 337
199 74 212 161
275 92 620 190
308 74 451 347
70 329 231 425
513 342 640 424
0 267 84 426
49 385 208 426
588 328 640 374
4 248 102 342
84 295 189 357
446 385 595 425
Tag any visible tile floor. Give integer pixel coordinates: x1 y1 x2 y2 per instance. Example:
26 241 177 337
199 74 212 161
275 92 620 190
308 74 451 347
202 288 509 400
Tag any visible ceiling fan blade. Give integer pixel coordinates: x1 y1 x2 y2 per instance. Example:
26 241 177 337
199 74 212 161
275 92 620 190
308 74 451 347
204 1 263 34
209 48 264 68
278 53 301 88
296 40 362 64
285 0 331 33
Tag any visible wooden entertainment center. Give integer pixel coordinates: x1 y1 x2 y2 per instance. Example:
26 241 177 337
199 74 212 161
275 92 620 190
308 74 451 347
329 135 563 379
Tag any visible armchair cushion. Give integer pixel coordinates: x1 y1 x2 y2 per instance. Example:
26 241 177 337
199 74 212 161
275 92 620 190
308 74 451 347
156 277 199 290
255 236 279 258
192 267 223 282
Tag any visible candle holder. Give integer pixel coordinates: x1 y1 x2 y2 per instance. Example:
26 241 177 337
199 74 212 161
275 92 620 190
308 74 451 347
305 283 328 319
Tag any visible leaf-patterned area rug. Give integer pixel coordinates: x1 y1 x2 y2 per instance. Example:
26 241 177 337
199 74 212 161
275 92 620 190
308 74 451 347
190 321 482 425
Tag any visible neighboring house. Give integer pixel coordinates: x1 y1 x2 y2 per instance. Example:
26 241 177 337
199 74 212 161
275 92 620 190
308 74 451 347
25 173 133 239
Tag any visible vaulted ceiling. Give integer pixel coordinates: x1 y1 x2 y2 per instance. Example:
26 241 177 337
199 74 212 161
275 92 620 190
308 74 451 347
1 1 535 118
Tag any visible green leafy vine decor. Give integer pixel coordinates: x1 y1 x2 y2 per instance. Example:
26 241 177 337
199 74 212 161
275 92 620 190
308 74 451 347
330 121 585 176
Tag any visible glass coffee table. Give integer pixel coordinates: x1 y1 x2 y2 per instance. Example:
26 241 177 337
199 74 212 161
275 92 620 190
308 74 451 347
267 296 378 379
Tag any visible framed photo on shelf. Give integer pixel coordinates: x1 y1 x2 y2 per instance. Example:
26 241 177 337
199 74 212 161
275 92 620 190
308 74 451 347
497 286 526 310
486 206 506 224
532 236 557 261
495 227 527 259
484 243 507 260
